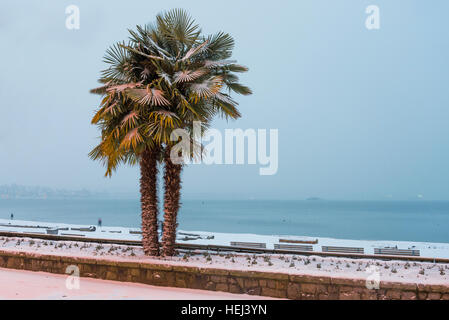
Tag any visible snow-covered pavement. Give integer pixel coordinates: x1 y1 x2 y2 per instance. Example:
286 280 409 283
0 268 274 300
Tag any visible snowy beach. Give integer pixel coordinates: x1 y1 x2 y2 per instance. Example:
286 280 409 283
1 219 449 286
1 219 449 259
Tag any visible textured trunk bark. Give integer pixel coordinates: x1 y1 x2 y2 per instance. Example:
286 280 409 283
161 148 183 256
139 148 160 256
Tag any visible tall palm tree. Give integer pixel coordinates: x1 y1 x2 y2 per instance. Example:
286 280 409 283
89 8 251 256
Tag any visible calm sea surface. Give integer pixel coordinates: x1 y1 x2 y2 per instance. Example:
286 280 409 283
0 199 448 243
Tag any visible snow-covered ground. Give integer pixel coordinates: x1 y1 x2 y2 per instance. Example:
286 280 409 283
0 268 274 300
1 219 449 258
1 234 449 286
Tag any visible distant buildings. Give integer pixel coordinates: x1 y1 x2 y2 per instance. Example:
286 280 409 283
0 184 94 199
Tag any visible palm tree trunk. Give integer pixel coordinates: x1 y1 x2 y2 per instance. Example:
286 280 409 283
140 148 160 256
161 148 183 256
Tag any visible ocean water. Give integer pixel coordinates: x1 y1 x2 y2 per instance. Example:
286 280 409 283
0 199 448 243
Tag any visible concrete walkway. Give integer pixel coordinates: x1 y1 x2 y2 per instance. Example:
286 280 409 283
0 267 273 300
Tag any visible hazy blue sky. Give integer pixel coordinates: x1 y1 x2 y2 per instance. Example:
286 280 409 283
0 0 448 200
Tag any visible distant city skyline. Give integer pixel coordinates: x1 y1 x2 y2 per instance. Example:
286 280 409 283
0 184 437 201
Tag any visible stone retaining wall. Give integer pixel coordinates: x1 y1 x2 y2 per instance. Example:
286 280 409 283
0 250 448 300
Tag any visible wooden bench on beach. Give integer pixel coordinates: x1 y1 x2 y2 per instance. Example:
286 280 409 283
26 231 47 235
230 242 266 249
322 246 364 254
279 238 318 245
374 248 420 256
274 244 313 252
60 233 86 237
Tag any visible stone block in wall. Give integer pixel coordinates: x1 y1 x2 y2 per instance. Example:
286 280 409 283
199 267 229 276
243 278 259 289
215 283 229 292
427 293 441 300
360 290 379 300
209 275 227 283
400 291 417 300
229 284 242 294
385 290 402 300
290 274 331 285
441 293 449 300
245 287 262 296
287 283 301 300
261 287 286 299
205 281 216 291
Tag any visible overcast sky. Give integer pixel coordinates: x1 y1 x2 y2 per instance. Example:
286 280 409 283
0 0 448 200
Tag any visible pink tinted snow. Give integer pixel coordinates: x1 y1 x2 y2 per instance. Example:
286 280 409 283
0 267 275 300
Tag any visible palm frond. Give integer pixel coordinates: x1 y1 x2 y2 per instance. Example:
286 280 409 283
120 128 144 150
126 87 171 106
173 69 207 83
226 82 253 95
189 76 223 101
203 59 236 68
181 41 209 61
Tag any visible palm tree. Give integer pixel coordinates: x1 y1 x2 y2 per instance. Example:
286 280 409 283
89 8 251 256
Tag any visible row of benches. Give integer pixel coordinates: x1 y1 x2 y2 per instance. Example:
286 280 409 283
229 242 420 257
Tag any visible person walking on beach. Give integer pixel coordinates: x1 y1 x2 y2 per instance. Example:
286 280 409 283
98 218 102 227
10 213 13 220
